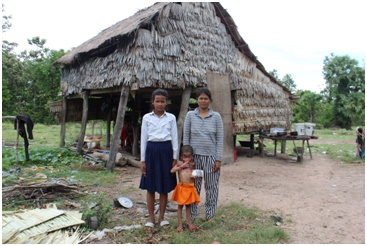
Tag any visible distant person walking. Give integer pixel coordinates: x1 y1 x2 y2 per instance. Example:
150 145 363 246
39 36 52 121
139 88 178 228
183 87 223 221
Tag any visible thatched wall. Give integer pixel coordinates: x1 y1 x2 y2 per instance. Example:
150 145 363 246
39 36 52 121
56 2 293 134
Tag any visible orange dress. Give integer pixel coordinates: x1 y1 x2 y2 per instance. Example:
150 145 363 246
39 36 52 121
171 182 200 205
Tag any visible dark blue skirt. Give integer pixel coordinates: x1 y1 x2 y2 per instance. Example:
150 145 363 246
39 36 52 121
139 141 177 194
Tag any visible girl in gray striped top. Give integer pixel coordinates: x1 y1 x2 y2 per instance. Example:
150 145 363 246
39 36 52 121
183 87 223 221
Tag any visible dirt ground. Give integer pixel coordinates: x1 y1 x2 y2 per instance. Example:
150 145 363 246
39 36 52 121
222 145 365 244
89 138 365 244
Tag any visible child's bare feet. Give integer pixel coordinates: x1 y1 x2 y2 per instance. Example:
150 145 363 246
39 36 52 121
188 223 196 231
177 225 183 232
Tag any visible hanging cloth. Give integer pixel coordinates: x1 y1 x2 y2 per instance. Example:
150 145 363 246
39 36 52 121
14 115 34 161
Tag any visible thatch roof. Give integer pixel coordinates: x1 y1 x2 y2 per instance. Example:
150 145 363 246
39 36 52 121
54 2 169 65
53 2 289 93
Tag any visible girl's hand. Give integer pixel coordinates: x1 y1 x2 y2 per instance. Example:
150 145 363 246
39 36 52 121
172 159 178 168
213 161 221 172
141 161 147 177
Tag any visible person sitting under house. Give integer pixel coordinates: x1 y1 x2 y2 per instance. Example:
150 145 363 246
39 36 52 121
120 122 133 151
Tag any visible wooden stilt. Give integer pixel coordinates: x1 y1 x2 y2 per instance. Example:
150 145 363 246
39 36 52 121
60 97 67 148
77 91 90 154
106 85 130 171
177 87 192 148
106 111 111 147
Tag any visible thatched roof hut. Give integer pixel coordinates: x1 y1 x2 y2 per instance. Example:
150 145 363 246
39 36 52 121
53 2 296 167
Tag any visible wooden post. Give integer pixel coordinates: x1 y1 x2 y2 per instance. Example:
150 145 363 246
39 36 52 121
177 87 192 148
106 110 111 147
106 85 130 171
132 93 141 156
250 134 254 149
60 97 67 147
91 120 95 137
77 91 90 154
3 116 19 166
15 119 19 166
281 140 286 153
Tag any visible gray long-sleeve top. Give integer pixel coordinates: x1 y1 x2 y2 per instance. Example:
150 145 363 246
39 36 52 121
183 108 223 161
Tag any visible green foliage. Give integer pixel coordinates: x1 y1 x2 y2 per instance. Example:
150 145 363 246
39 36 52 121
322 53 365 129
315 101 334 128
280 74 297 94
268 69 280 81
292 90 323 123
16 38 66 123
2 41 23 116
268 70 296 93
2 4 12 31
1 147 82 170
2 8 66 122
80 193 114 229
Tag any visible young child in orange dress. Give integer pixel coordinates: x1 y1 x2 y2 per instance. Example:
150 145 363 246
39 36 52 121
171 145 200 232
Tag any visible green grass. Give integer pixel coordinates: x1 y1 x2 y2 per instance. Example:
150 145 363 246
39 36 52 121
111 202 288 244
2 120 108 148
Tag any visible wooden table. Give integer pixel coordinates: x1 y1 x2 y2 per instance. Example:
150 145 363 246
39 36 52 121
259 135 316 162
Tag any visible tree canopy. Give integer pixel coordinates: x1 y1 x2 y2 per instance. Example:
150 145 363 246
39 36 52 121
322 53 365 129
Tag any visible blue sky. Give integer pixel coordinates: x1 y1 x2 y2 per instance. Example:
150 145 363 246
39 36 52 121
2 0 365 93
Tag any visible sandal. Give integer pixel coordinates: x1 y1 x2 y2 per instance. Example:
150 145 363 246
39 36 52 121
177 226 183 232
188 223 197 231
144 221 154 228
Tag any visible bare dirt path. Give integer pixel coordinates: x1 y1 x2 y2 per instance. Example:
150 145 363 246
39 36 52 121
219 147 365 244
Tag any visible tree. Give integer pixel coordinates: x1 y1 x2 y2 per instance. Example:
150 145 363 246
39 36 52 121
269 69 297 93
268 69 280 81
2 5 23 116
322 53 365 129
2 4 11 31
292 90 323 124
281 74 297 94
19 37 66 123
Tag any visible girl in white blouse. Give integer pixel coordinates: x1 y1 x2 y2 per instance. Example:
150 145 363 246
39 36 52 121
139 88 178 228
